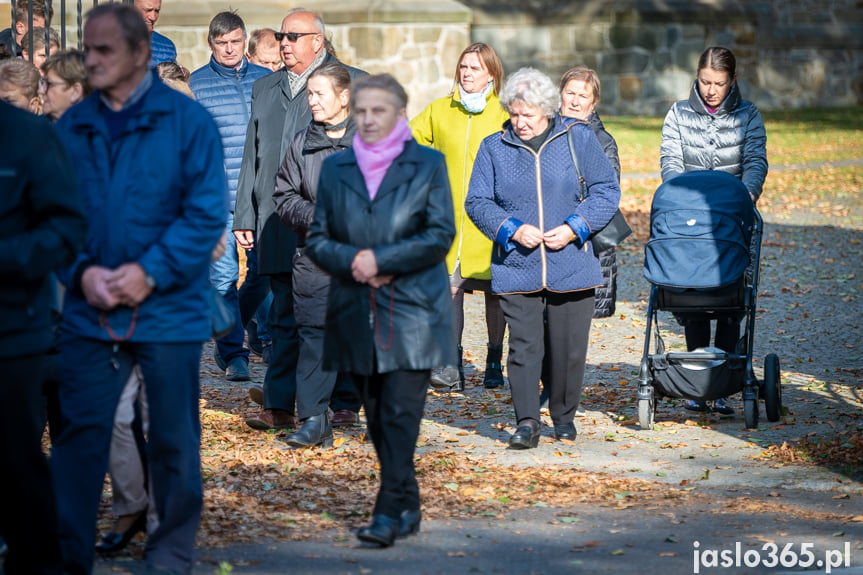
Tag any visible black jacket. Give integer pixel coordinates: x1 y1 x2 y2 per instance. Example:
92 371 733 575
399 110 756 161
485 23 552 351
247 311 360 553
273 118 356 328
587 111 621 318
306 139 456 375
233 54 365 275
0 102 85 359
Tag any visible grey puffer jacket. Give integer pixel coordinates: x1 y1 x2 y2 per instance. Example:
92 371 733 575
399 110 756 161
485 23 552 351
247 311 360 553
660 81 767 200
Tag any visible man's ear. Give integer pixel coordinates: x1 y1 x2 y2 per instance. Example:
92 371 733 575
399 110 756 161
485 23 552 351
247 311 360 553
135 41 151 68
312 33 323 54
15 21 27 40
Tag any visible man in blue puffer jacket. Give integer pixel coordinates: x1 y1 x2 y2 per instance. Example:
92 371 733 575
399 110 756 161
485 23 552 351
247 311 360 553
51 5 226 573
133 0 176 66
190 11 271 382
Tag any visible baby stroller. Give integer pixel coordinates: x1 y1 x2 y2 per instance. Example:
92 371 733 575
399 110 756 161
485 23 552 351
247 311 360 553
636 170 782 430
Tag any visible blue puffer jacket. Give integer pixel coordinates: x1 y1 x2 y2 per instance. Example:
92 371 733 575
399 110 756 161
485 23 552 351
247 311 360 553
151 30 176 67
190 57 270 212
466 115 620 295
54 72 227 343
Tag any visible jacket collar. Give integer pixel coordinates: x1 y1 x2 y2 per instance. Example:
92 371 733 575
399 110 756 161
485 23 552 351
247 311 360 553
688 79 741 116
333 138 422 201
500 113 573 149
303 115 357 153
64 70 174 136
208 55 248 79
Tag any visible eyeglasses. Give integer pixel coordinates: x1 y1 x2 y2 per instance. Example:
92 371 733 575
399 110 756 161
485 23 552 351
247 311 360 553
274 31 318 43
39 77 68 91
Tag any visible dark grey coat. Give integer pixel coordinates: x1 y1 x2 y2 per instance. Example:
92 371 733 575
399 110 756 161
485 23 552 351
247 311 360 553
233 54 365 275
306 139 456 376
273 118 356 328
587 111 621 318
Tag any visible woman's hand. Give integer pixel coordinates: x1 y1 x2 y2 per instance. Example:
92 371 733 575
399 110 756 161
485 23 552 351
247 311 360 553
351 249 379 283
543 224 576 250
512 224 544 249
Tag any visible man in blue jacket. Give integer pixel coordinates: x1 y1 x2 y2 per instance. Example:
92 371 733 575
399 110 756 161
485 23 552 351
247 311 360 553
133 0 175 66
190 11 270 382
51 4 225 573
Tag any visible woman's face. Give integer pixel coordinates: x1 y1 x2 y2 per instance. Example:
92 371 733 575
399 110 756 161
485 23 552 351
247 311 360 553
560 78 595 120
40 71 82 120
508 100 549 140
697 67 734 109
458 52 491 94
354 87 405 145
307 75 349 125
0 83 39 113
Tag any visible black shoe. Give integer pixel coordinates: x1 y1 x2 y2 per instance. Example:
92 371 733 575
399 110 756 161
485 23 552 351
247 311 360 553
553 422 577 441
357 514 399 547
282 413 333 448
398 509 421 538
225 357 250 382
483 344 504 388
261 341 272 365
509 419 540 449
712 398 735 415
246 319 263 356
213 347 226 371
95 512 146 553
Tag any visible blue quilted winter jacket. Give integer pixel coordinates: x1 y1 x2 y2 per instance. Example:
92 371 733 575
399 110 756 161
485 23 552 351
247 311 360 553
151 31 176 67
190 57 271 212
465 115 620 295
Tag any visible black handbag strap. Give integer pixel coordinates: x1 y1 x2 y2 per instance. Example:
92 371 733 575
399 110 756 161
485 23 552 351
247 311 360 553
567 128 587 202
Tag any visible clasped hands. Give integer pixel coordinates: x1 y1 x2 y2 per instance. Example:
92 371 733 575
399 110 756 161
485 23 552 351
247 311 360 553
81 263 153 311
351 249 393 288
513 224 575 251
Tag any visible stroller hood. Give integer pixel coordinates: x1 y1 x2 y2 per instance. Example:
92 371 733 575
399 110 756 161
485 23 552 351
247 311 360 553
644 171 755 289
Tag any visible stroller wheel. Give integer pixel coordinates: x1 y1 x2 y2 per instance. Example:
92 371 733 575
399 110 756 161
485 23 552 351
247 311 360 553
744 397 759 429
638 397 654 430
763 354 782 422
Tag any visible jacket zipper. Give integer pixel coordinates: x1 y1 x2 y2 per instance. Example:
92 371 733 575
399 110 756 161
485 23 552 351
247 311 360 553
455 113 473 268
506 127 570 290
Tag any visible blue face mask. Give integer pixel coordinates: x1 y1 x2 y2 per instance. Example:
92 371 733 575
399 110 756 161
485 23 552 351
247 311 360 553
459 81 493 114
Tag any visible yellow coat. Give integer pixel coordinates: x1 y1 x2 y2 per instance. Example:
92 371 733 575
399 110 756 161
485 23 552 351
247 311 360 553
410 91 509 280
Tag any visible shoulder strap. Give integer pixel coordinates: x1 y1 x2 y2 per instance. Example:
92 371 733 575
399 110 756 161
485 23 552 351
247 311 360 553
567 127 587 202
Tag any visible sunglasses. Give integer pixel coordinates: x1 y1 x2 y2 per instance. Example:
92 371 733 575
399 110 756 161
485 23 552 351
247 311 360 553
274 31 318 43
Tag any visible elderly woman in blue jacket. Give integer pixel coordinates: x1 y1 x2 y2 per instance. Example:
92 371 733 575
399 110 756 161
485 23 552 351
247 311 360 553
660 46 767 415
466 68 620 449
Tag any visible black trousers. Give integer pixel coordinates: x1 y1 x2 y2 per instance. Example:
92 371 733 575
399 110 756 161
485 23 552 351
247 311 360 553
678 312 743 353
296 325 360 419
263 273 299 412
354 369 429 519
500 290 594 426
0 353 63 575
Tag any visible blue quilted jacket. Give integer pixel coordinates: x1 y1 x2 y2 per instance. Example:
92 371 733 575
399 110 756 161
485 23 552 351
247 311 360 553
190 57 271 212
466 115 620 295
151 31 176 67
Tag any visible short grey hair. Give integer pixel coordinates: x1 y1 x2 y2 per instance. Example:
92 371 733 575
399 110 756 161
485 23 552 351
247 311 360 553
499 67 560 118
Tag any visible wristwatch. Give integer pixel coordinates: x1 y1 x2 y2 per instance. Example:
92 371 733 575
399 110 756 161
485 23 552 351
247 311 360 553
145 274 157 290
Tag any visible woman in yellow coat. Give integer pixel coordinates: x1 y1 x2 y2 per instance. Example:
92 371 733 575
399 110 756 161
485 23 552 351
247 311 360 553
410 42 509 391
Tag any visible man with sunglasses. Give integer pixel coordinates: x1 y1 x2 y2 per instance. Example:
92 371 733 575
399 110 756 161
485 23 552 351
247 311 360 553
234 9 365 432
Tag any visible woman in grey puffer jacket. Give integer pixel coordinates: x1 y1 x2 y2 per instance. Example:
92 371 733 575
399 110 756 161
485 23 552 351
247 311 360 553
660 46 767 415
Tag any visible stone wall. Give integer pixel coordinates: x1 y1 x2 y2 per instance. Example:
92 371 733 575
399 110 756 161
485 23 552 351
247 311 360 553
466 0 863 114
6 0 860 115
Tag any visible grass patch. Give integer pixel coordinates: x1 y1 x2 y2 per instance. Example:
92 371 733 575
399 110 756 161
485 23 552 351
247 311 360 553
603 106 863 176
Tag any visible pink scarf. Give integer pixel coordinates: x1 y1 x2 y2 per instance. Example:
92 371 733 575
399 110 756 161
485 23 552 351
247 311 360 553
352 117 413 200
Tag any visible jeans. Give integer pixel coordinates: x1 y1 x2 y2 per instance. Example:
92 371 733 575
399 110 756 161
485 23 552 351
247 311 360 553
52 338 204 574
240 245 272 343
210 213 248 364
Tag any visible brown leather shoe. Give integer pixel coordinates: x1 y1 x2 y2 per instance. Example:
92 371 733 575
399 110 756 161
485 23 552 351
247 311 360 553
245 409 295 430
330 409 360 427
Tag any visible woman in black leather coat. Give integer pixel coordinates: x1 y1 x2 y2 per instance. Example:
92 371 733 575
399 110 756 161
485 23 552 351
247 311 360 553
306 74 455 547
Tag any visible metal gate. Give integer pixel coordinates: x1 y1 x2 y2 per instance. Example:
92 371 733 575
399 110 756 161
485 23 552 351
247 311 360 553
13 0 134 62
